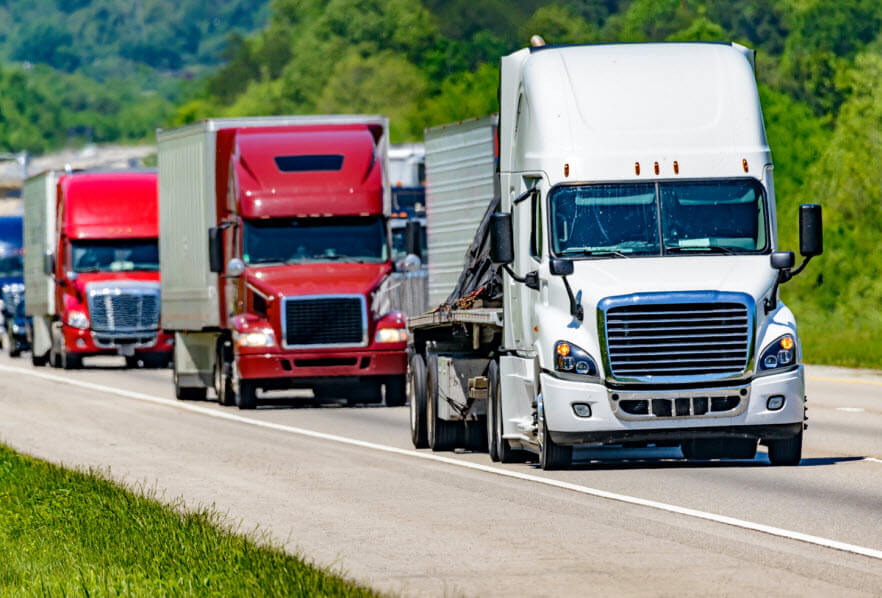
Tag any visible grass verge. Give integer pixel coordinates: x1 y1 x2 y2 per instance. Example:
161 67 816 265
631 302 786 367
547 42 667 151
0 444 377 596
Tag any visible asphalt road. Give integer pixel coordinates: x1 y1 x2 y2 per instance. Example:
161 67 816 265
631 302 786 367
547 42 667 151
0 354 879 596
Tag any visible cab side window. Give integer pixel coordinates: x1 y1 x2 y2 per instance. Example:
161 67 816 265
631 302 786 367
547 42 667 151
530 189 543 259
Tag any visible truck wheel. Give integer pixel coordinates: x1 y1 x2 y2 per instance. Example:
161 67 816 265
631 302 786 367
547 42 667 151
62 351 82 370
408 353 428 448
426 352 460 451
539 413 573 470
214 347 235 407
236 380 258 410
31 350 48 367
488 361 524 463
384 375 407 407
767 429 802 466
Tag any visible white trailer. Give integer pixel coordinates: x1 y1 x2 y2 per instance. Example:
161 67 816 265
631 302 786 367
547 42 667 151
22 171 58 365
408 41 823 469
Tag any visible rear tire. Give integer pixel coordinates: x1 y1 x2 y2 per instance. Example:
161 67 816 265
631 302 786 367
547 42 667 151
408 353 428 448
539 410 573 470
767 429 802 466
384 375 407 407
236 380 258 410
31 350 48 367
426 352 460 451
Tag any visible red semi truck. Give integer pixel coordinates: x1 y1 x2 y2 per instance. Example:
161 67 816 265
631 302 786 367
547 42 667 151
23 170 174 369
157 116 408 409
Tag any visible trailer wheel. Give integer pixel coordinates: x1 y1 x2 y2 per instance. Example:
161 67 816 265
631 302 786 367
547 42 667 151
539 414 573 470
426 352 460 451
31 350 48 367
767 429 802 466
384 375 407 407
408 353 428 448
236 380 258 410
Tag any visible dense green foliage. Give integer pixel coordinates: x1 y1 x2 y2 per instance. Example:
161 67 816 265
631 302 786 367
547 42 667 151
3 0 882 365
0 444 375 596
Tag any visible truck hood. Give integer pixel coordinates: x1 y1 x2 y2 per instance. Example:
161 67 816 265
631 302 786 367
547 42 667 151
567 255 776 308
72 271 160 298
245 262 391 298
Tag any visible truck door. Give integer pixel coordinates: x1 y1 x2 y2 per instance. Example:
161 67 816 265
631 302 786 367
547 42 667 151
509 175 543 349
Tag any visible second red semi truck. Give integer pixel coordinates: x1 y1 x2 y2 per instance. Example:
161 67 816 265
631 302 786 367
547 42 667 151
23 170 174 369
157 116 408 409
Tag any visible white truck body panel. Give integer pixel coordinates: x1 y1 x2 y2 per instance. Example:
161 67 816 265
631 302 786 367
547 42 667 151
22 171 57 318
157 115 391 332
424 116 498 306
389 143 424 188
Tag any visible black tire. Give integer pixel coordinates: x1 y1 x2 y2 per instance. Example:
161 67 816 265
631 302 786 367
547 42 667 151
49 334 62 368
125 356 141 369
488 361 523 463
408 353 428 448
426 352 460 451
465 417 488 452
539 409 573 470
62 351 82 370
384 375 407 407
236 380 258 410
215 345 235 407
7 333 21 358
31 350 48 367
767 429 802 466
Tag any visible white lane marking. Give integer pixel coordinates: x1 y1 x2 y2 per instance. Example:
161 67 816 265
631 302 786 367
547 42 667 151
836 407 866 413
866 458 882 465
3 363 881 562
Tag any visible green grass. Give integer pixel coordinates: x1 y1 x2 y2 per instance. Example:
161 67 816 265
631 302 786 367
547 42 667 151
0 445 377 597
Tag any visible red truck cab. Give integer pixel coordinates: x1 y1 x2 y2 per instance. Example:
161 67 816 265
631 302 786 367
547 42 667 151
158 117 407 409
44 171 173 368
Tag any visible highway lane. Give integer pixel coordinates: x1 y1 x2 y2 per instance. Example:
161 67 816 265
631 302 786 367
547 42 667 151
0 354 879 596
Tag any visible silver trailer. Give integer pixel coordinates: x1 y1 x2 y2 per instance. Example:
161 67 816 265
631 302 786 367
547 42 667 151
22 171 58 365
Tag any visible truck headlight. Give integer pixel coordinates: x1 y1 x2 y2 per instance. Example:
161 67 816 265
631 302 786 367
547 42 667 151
235 329 276 348
759 335 796 371
375 328 407 343
554 341 598 376
66 310 90 329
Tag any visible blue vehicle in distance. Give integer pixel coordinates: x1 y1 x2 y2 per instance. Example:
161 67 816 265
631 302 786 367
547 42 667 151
0 216 25 356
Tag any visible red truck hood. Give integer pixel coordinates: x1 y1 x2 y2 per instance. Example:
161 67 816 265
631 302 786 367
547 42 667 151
245 262 390 298
72 271 159 294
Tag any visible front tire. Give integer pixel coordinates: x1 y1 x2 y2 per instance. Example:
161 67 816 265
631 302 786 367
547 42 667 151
539 405 573 470
236 380 258 410
767 429 802 466
408 353 428 448
488 360 523 463
426 352 460 451
215 344 235 407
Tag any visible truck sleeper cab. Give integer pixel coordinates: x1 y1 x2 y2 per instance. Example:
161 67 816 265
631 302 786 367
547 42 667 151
407 42 822 470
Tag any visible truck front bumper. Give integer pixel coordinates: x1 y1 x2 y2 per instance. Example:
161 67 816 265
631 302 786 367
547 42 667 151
540 366 805 446
236 348 407 383
62 325 174 356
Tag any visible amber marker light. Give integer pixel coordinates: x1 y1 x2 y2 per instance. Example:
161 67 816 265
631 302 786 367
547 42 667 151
654 161 660 175
635 162 640 175
564 163 570 177
673 160 679 174
742 159 749 173
556 342 571 356
780 336 794 350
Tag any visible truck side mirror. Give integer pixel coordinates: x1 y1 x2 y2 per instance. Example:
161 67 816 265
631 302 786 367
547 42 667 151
405 220 422 260
490 212 514 265
799 204 823 257
226 258 245 278
208 227 224 274
770 251 795 271
549 258 574 276
43 251 55 276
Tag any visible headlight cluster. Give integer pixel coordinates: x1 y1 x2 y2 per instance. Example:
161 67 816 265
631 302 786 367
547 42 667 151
554 341 598 376
375 327 407 344
759 335 796 371
235 328 276 348
66 310 90 330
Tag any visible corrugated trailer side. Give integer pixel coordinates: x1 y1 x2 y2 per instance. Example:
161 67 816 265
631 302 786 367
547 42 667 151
157 123 220 331
22 171 56 319
424 116 498 306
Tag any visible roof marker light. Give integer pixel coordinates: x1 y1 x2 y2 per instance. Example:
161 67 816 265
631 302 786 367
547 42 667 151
673 161 679 174
635 162 640 175
564 163 570 177
654 161 660 175
743 159 749 173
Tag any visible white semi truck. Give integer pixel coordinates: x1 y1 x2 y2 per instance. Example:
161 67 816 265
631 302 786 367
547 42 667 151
407 41 823 470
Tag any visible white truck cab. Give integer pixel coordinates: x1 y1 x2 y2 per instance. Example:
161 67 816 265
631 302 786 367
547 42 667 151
407 42 822 470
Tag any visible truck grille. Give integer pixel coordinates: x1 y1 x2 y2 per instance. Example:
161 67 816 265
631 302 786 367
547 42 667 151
605 301 750 379
87 284 160 333
283 295 366 348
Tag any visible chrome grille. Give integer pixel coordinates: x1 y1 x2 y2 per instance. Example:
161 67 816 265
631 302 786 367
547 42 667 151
87 283 160 333
283 295 366 348
604 300 751 379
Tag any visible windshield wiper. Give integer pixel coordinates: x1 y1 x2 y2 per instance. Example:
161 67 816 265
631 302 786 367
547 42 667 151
665 245 737 255
563 250 630 259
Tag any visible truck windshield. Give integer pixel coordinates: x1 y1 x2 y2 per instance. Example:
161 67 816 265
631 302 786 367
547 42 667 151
0 254 23 277
70 240 159 272
549 179 768 257
243 217 388 265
